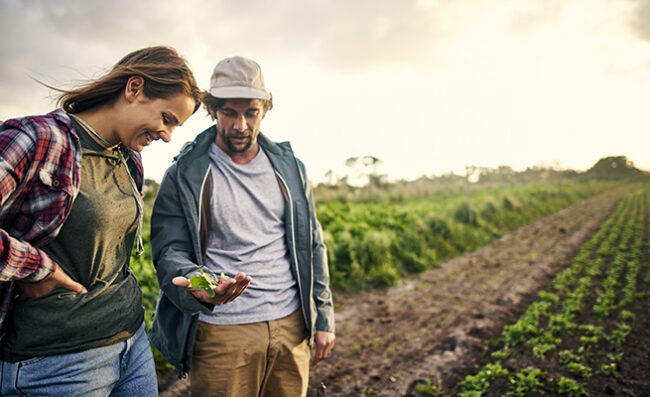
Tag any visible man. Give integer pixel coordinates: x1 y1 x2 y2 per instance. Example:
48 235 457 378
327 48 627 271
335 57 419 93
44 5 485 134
148 56 335 397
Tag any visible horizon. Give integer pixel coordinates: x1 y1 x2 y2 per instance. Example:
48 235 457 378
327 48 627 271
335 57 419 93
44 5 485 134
312 154 648 188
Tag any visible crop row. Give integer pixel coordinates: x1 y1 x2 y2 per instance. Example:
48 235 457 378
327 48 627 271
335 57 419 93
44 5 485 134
455 186 648 396
318 181 618 291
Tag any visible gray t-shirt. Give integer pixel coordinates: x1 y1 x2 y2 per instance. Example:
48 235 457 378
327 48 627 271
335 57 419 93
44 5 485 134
199 143 300 325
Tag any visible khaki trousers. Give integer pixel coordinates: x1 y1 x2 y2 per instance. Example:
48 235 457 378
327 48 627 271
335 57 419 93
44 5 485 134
190 309 310 397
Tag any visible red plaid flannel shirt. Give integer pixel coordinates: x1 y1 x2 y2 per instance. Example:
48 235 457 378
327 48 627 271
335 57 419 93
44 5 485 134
0 109 143 323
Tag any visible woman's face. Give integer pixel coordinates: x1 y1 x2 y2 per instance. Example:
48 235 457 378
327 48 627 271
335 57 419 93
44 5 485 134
118 92 195 152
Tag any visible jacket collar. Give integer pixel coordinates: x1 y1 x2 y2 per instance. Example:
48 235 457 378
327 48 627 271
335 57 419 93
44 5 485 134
52 109 81 142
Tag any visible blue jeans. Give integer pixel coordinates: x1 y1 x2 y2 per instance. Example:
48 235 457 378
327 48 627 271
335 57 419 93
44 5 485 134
0 322 157 397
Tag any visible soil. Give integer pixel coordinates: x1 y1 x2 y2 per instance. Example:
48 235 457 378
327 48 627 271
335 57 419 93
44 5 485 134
160 186 647 396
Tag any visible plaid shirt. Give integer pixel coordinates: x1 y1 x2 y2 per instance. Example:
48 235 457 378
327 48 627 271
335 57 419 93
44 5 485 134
0 109 143 324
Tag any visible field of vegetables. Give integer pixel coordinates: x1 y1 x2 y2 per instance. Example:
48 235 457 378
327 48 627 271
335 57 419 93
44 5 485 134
136 178 624 391
306 185 635 396
454 186 649 396
317 181 617 291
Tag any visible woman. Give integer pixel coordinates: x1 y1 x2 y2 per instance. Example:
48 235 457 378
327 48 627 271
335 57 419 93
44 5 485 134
0 46 201 396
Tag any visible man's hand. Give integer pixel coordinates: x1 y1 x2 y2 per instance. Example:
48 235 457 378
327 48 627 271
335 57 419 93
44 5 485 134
16 265 87 300
310 330 336 367
172 272 251 305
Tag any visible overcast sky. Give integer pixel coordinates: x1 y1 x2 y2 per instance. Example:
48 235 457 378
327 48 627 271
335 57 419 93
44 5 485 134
1 0 649 184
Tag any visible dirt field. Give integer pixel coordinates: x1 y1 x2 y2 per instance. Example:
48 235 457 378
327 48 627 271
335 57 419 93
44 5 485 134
307 187 636 396
161 187 639 396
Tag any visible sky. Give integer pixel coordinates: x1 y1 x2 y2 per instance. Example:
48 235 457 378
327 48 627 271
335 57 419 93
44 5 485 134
1 0 649 184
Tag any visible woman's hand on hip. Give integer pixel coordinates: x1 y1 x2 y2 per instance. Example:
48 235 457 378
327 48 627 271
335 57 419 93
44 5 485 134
16 265 87 300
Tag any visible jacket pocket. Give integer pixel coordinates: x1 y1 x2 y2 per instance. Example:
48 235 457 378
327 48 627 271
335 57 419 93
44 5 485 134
29 169 75 234
38 169 74 196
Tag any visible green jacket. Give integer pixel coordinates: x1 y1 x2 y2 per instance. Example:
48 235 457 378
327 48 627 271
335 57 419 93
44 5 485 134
147 126 335 376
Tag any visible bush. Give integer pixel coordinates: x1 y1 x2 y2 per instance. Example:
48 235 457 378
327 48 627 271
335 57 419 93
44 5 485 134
453 203 479 226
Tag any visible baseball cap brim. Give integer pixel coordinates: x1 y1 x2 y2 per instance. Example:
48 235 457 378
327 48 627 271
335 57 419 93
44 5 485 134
210 86 270 100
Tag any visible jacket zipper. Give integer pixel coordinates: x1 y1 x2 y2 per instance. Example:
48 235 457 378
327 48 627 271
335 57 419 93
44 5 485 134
274 171 309 330
197 168 211 266
180 166 211 378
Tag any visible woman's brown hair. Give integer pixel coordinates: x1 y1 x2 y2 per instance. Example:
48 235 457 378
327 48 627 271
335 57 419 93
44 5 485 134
58 46 201 114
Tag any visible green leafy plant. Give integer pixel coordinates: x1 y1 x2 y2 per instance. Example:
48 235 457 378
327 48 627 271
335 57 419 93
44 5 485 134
599 352 623 376
414 380 442 395
458 363 509 396
505 367 547 397
558 349 581 365
609 322 631 347
567 362 592 378
555 377 587 396
189 269 230 297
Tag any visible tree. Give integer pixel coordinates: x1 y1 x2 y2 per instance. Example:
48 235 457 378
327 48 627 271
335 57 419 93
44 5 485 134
345 155 383 198
584 156 644 180
324 169 335 186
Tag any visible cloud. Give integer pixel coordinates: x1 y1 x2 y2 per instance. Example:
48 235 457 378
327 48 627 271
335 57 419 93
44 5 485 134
0 0 443 108
629 0 650 41
0 0 585 82
168 0 441 72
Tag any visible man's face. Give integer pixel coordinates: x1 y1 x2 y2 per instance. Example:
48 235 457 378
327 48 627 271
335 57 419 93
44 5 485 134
215 98 267 156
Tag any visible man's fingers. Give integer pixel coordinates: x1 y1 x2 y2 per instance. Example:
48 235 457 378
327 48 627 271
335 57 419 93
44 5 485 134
311 355 322 367
220 278 237 290
218 276 250 304
318 345 327 361
225 277 251 304
231 279 249 299
219 280 240 304
312 344 329 367
324 343 334 358
172 277 191 288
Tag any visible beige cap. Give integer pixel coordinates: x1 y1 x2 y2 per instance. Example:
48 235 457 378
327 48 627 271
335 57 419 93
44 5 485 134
209 56 270 100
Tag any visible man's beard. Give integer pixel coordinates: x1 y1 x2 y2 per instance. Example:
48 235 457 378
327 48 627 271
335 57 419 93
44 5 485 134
218 127 252 153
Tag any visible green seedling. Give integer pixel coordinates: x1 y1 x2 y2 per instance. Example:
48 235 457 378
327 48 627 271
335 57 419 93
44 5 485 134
190 269 230 297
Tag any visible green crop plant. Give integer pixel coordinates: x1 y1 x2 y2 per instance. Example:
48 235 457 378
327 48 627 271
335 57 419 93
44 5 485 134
566 362 592 378
554 377 587 396
547 313 576 335
502 300 553 347
413 380 442 395
578 324 603 338
599 353 622 376
458 362 509 396
532 341 559 359
609 322 632 347
558 349 584 366
505 367 547 397
618 310 634 321
530 332 562 359
490 347 511 361
599 362 618 376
